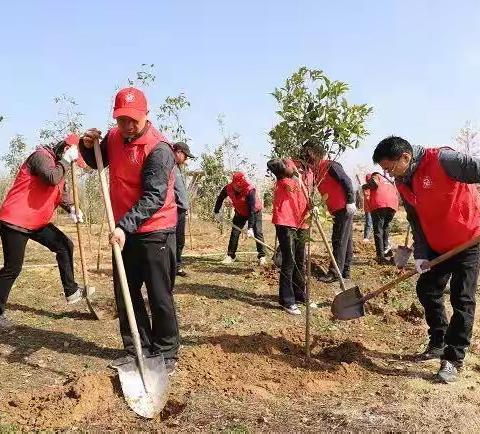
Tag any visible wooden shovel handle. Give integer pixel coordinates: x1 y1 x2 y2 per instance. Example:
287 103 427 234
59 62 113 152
228 220 275 252
93 140 148 387
71 162 89 287
362 234 480 302
404 225 410 247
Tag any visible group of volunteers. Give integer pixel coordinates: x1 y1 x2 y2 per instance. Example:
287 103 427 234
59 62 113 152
0 86 478 384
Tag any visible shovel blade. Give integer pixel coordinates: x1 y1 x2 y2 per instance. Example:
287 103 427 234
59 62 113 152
117 355 169 419
331 286 365 320
394 246 413 268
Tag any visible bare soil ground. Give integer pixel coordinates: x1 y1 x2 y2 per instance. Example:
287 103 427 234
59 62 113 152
1 213 480 432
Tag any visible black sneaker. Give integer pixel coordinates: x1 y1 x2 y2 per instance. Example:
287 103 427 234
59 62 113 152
421 342 446 360
176 268 188 277
317 273 337 283
165 358 177 376
108 353 135 369
436 360 461 383
0 314 13 329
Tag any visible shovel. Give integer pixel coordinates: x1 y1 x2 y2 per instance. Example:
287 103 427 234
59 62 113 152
70 162 101 320
394 225 412 268
93 139 168 418
332 234 480 320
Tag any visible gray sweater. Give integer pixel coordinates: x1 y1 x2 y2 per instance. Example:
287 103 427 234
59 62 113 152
397 145 480 259
174 165 189 211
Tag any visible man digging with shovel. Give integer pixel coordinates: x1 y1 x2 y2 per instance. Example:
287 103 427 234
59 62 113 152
303 142 357 283
373 136 480 383
79 87 180 376
0 134 89 327
214 172 267 265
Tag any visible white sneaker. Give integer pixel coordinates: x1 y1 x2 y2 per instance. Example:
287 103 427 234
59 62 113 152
221 256 235 264
258 257 266 266
66 286 96 305
283 304 301 315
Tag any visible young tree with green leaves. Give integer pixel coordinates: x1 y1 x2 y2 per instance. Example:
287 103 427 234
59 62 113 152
269 66 372 160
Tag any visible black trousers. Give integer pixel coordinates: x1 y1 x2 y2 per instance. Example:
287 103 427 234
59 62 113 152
0 223 78 315
276 225 307 307
176 210 187 270
371 207 395 259
113 231 180 360
227 211 266 259
416 244 480 363
331 209 353 278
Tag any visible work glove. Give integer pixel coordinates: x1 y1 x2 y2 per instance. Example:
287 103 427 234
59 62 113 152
62 146 79 163
247 228 254 238
346 203 357 216
415 259 430 274
69 206 84 224
214 212 222 223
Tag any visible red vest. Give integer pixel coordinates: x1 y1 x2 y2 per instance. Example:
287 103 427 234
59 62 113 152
225 182 262 217
315 160 347 214
107 124 177 233
272 176 309 229
0 147 64 230
366 173 399 212
396 148 480 253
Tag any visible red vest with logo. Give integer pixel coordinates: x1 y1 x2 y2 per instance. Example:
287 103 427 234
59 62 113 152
107 124 177 233
396 148 480 253
367 173 399 212
315 160 347 214
225 182 262 217
0 147 64 230
272 176 309 229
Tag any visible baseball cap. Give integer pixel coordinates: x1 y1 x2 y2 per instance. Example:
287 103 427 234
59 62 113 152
173 142 195 158
113 87 148 121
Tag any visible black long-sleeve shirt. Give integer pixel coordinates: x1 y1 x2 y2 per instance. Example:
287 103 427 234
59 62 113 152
397 145 480 259
79 130 176 234
214 186 257 228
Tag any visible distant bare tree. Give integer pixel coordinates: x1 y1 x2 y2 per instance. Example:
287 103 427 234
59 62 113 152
454 121 480 157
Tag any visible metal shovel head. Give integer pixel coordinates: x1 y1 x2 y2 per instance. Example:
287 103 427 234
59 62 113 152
331 285 365 321
116 354 169 419
394 246 413 268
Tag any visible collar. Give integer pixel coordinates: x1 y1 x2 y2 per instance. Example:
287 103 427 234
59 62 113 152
396 145 425 184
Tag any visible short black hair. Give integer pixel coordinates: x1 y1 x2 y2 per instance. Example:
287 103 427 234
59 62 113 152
373 136 413 163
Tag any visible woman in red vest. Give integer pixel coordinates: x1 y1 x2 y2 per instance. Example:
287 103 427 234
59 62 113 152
213 172 266 265
267 158 310 315
362 172 399 264
79 87 179 374
0 135 85 327
373 136 480 383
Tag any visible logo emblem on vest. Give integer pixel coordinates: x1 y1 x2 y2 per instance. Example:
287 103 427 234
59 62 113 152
422 176 432 189
125 92 135 103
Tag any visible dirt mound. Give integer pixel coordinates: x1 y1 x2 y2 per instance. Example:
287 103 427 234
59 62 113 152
180 330 366 399
3 373 120 429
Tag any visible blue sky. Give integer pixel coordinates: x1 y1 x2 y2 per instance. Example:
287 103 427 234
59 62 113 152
1 0 480 178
